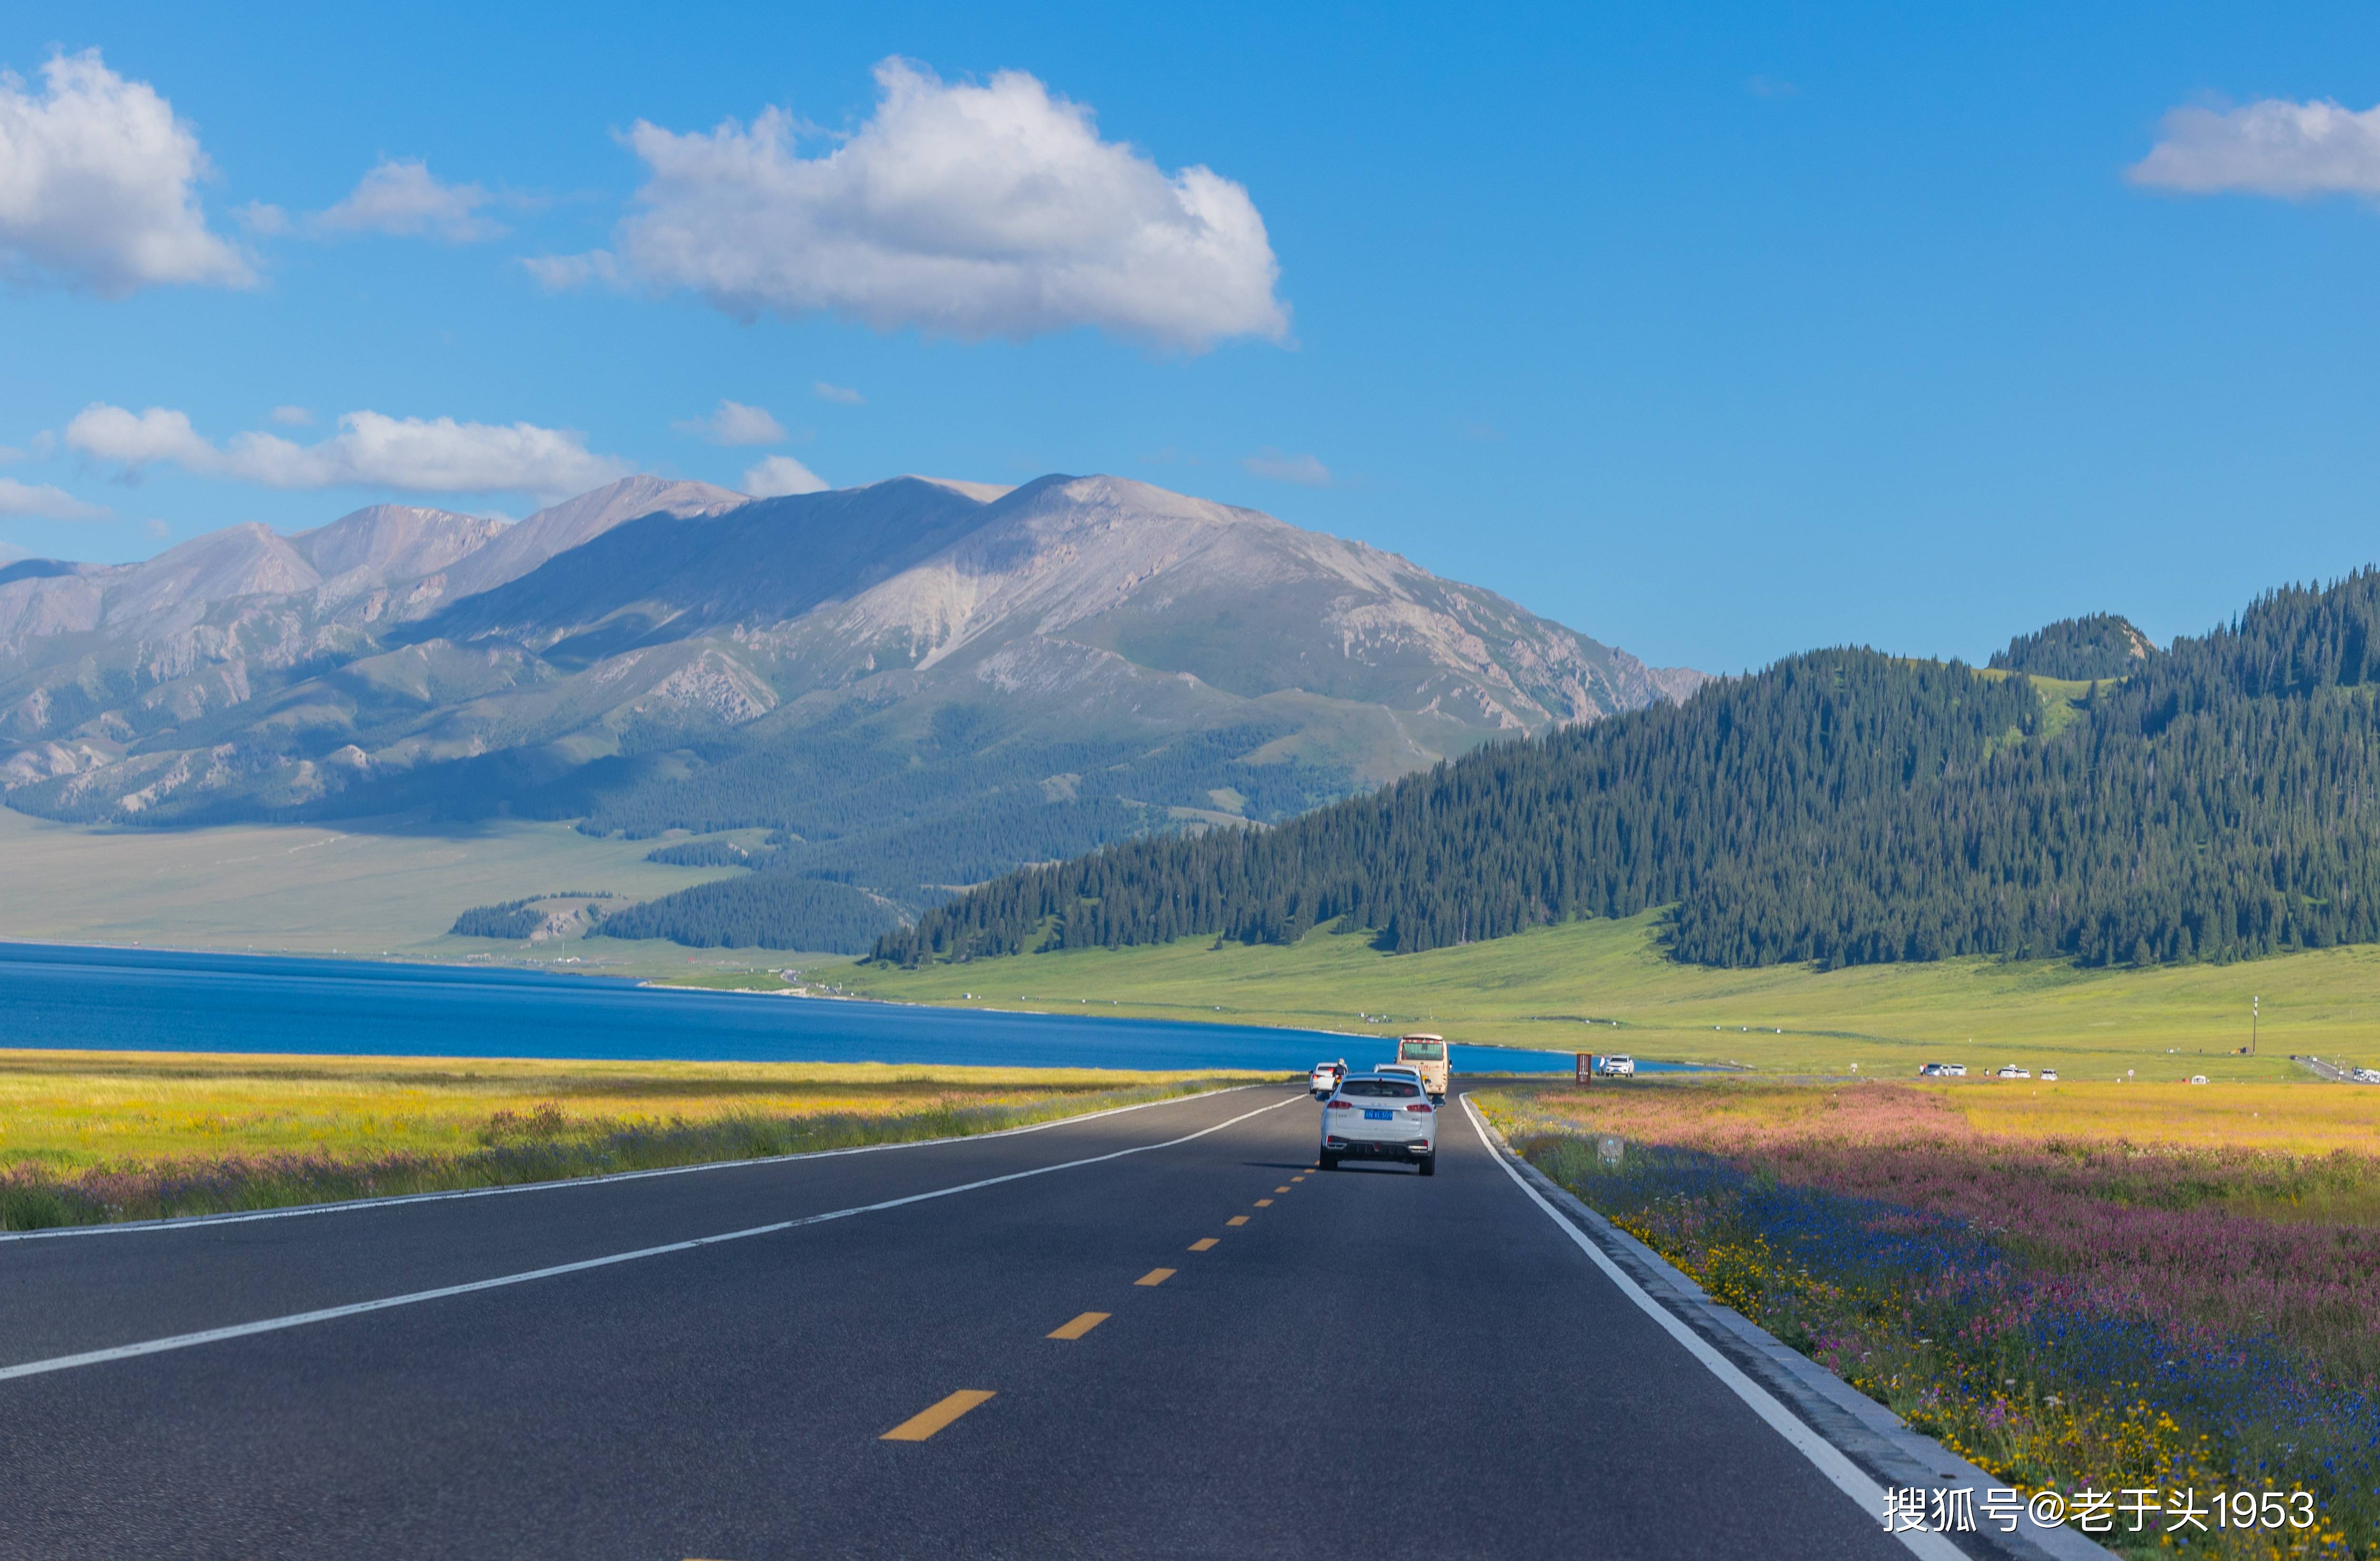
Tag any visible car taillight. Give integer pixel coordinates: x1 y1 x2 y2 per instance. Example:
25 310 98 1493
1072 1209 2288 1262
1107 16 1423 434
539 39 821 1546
1326 1099 1353 1109
1406 1103 1433 1112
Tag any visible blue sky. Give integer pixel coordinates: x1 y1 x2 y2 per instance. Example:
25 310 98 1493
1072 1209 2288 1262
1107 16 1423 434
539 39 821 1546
5 2 2380 674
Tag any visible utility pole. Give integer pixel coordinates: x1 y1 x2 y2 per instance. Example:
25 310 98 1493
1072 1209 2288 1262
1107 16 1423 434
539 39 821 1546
2251 994 2258 1057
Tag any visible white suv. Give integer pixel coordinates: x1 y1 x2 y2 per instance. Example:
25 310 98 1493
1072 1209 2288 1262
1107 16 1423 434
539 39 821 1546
1320 1074 1438 1175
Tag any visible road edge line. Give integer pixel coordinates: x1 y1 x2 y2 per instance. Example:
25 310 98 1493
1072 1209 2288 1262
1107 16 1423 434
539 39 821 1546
1461 1093 2114 1561
0 1082 1268 1243
0 1093 1305 1383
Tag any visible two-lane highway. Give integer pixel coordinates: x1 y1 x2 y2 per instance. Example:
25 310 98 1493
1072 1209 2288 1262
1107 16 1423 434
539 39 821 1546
1 1083 1910 1559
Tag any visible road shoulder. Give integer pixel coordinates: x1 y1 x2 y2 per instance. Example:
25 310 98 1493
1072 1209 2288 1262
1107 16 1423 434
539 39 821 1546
1460 1091 2112 1561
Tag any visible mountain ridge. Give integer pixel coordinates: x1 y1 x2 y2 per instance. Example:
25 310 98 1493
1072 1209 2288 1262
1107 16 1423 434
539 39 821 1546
0 471 1704 949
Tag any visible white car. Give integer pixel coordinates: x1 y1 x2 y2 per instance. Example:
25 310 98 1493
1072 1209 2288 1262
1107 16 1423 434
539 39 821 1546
1993 1066 2030 1079
2353 1068 2380 1085
2040 1069 2059 1081
1309 1061 1347 1098
1375 1062 1425 1085
1600 1054 1636 1077
1320 1074 1438 1175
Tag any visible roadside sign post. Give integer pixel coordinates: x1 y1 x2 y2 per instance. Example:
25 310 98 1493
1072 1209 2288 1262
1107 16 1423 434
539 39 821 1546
1577 1053 1595 1084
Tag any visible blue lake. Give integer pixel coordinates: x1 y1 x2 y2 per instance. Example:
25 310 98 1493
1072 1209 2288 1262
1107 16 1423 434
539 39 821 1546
0 942 1693 1076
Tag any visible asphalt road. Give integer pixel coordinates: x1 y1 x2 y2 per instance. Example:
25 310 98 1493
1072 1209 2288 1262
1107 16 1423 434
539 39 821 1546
0 1082 1910 1560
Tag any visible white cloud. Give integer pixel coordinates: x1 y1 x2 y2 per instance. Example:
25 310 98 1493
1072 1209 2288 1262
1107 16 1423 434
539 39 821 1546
2131 98 2380 198
0 49 252 294
234 200 288 236
0 477 109 519
674 398 786 445
65 404 214 468
813 380 865 405
66 404 634 496
520 248 623 290
1242 447 1331 486
0 445 20 463
269 405 314 426
314 157 501 242
542 58 1288 351
742 454 829 496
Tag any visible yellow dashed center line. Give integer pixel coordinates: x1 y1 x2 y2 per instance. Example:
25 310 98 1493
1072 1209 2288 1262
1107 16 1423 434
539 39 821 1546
1188 1237 1219 1252
1047 1311 1110 1340
881 1389 996 1442
1226 1215 1249 1226
1135 1267 1176 1286
1275 1186 1291 1193
1291 1176 1306 1182
1254 1198 1273 1207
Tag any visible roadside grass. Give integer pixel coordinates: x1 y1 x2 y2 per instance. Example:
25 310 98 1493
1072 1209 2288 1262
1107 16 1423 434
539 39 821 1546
842 909 2380 1080
1478 1081 2379 1557
0 1050 1265 1230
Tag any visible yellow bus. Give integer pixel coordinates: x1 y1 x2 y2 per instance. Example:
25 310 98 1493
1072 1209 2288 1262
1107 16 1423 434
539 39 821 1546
1397 1033 1449 1101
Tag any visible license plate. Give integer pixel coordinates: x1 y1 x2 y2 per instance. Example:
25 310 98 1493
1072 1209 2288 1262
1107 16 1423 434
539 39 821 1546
1363 1108 1394 1120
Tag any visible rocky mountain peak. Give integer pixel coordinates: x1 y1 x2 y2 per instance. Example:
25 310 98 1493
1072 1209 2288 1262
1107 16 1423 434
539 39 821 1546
435 475 748 603
291 505 505 589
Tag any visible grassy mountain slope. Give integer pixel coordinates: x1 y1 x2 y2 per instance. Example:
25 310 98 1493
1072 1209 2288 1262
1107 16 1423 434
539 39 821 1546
844 909 2350 1081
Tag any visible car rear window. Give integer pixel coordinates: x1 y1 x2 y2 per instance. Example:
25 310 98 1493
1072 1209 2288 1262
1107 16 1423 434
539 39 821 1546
1341 1079 1421 1098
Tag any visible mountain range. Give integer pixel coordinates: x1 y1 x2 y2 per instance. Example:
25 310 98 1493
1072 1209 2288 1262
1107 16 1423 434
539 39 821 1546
0 474 1703 950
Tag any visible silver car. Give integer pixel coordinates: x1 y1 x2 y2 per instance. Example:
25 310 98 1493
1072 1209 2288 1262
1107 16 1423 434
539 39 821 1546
1320 1073 1438 1175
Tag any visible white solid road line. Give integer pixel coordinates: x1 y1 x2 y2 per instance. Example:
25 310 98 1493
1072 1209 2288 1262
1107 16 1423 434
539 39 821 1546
1460 1095 1964 1561
0 1082 1266 1244
0 1094 1306 1384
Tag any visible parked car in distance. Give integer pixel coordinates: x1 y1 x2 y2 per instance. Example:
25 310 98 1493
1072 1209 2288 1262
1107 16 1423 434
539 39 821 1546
2352 1067 2380 1085
1396 1032 1451 1101
1320 1074 1437 1174
1918 1062 1953 1077
1992 1065 2031 1079
1309 1061 1347 1097
2039 1069 2059 1081
1599 1054 1636 1077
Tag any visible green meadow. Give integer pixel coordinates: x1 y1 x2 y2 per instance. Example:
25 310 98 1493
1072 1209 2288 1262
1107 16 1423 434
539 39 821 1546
837 909 2380 1081
0 808 808 977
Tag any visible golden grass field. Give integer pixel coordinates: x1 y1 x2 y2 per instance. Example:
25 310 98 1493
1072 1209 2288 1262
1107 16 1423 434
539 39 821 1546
1939 1079 2380 1156
0 1049 1266 1174
1485 1077 2380 1157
